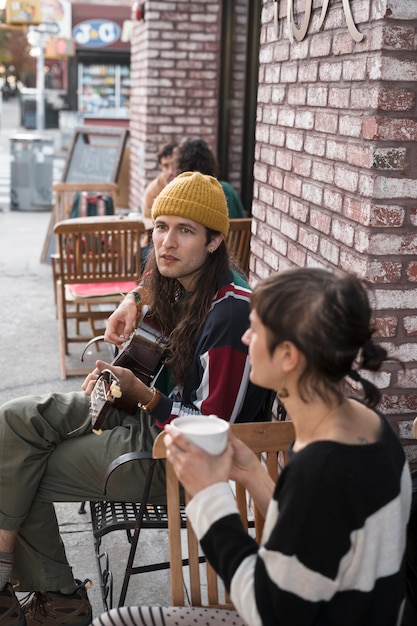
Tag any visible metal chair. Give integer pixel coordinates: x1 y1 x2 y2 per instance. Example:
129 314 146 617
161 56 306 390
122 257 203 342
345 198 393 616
152 420 295 608
88 415 293 611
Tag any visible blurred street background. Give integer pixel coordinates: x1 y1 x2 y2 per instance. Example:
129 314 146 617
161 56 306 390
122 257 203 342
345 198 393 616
0 97 169 618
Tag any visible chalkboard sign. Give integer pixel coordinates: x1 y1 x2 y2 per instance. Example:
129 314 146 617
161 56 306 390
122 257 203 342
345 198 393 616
62 127 129 184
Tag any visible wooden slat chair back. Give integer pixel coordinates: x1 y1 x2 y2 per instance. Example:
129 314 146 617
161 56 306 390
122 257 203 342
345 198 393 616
54 215 145 379
226 218 252 276
41 182 119 263
152 420 295 608
53 182 119 223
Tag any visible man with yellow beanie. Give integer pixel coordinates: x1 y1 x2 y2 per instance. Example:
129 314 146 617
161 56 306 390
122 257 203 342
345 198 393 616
0 172 270 626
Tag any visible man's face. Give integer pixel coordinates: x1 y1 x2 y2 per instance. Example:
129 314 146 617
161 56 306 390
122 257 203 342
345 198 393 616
159 155 175 185
152 215 222 292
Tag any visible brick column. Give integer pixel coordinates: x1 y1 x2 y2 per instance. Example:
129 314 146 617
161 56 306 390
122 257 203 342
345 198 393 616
129 0 222 211
251 0 417 432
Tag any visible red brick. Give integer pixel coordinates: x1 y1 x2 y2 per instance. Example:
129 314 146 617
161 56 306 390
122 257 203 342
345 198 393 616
299 226 319 252
406 262 417 282
372 316 398 338
323 189 343 214
310 209 331 235
320 238 340 265
293 155 312 178
339 114 362 137
331 217 355 246
404 317 417 336
334 166 359 192
382 25 415 49
309 33 332 57
366 261 402 283
287 243 307 266
329 87 350 108
311 161 334 183
370 205 405 228
315 112 338 134
326 139 347 161
339 249 368 276
363 117 417 141
286 130 304 151
378 88 415 111
380 394 417 415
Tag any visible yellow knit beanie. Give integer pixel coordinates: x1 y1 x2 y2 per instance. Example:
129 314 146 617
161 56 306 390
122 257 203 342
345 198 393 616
151 171 229 237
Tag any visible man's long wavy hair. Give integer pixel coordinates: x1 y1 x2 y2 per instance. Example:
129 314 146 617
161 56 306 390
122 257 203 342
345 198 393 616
142 230 229 386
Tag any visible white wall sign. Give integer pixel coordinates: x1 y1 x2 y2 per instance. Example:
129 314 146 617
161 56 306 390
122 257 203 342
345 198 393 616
274 0 364 43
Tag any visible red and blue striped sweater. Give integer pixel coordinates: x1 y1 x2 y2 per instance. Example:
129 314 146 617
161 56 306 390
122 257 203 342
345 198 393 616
151 268 270 429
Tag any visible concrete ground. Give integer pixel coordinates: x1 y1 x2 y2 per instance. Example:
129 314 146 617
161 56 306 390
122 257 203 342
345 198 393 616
0 98 170 618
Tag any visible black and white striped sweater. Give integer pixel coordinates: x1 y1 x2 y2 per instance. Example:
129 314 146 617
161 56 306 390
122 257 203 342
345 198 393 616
187 412 412 626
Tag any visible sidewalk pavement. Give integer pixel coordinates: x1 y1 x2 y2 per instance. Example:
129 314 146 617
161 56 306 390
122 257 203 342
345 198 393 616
0 98 169 618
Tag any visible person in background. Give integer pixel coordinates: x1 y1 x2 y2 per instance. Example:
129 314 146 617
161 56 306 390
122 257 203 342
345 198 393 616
92 267 412 626
142 142 178 218
0 172 270 626
174 138 246 218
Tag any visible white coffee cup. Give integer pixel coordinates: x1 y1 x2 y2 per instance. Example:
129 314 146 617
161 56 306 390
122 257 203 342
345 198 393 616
170 414 230 455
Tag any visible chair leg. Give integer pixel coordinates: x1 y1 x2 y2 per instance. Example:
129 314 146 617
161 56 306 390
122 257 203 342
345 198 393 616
75 303 81 335
57 284 68 380
86 303 100 350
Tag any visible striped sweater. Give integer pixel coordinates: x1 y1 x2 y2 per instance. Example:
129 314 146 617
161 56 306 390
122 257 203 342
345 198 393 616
151 268 270 428
187 412 412 626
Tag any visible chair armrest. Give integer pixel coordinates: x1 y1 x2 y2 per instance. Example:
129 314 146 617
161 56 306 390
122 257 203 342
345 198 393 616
103 450 153 494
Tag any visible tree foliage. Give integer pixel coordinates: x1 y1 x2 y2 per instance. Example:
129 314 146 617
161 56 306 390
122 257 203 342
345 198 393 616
0 9 36 81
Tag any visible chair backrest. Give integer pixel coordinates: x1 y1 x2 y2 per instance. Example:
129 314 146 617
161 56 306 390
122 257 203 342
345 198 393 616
53 182 119 223
226 218 252 276
54 215 145 287
152 419 295 608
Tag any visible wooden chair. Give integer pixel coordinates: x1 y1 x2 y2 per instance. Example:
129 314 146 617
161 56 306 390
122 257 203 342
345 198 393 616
54 215 146 379
152 420 295 607
87 388 280 609
41 182 119 263
226 218 252 276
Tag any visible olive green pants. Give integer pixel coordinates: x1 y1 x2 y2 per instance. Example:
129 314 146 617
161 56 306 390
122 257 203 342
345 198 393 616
0 391 165 591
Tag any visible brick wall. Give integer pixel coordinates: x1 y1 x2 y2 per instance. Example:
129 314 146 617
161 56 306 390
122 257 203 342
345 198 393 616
129 0 223 210
251 0 417 433
227 0 248 195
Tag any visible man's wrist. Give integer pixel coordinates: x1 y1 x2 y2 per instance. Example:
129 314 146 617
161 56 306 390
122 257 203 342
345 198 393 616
127 291 142 312
138 387 161 412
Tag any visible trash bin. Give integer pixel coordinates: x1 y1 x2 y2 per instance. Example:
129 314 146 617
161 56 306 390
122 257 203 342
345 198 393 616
10 134 54 211
19 88 69 130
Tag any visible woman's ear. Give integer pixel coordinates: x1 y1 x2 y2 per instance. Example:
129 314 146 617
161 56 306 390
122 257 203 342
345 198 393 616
280 341 303 374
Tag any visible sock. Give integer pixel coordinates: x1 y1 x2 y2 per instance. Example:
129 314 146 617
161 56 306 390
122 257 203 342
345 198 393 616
0 550 13 590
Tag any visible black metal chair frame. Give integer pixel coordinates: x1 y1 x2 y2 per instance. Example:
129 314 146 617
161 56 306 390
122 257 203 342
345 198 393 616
85 391 282 610
86 451 187 610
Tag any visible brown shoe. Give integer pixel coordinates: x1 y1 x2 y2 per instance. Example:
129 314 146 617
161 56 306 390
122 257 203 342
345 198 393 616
0 583 25 626
23 579 92 626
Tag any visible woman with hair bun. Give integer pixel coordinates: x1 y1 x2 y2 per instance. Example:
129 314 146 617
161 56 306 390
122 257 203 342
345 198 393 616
94 267 412 626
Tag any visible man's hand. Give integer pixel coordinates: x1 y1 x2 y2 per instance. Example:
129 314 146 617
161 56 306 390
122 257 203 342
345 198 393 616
82 360 152 408
104 297 138 346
